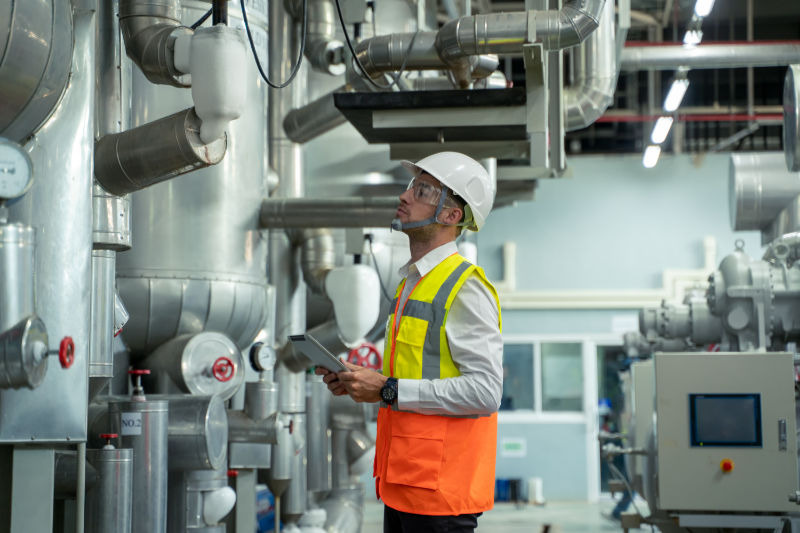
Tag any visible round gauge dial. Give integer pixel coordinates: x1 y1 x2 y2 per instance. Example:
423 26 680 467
0 139 33 199
250 342 277 372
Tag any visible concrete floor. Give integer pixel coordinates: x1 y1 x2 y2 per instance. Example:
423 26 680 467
361 498 651 533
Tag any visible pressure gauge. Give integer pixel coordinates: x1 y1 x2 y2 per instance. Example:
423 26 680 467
249 342 277 372
0 138 33 200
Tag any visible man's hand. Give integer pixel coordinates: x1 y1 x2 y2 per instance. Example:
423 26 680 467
338 361 388 403
314 366 348 396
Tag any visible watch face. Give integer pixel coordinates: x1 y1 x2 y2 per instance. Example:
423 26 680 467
381 381 396 403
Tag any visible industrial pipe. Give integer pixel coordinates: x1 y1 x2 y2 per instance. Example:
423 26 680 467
118 0 192 87
564 0 619 131
260 197 397 228
283 86 347 143
354 0 604 87
292 228 336 295
729 152 800 232
305 0 345 75
94 108 226 196
620 42 800 72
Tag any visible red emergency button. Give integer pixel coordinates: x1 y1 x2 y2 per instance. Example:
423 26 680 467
720 458 734 473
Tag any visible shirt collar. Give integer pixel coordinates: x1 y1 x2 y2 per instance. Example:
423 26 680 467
398 241 459 279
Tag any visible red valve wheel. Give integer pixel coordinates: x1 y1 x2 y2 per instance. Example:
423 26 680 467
128 369 151 375
227 469 239 478
347 343 382 370
212 357 235 382
100 433 118 440
58 337 75 369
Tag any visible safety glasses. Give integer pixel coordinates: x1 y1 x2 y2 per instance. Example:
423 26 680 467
406 177 443 206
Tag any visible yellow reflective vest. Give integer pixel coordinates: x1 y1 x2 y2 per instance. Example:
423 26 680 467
374 252 502 515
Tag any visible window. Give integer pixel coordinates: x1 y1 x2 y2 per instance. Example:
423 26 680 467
501 344 535 410
541 342 583 412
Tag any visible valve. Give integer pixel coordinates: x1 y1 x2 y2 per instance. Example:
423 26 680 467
100 433 118 449
128 369 150 398
212 357 235 382
347 342 382 370
42 336 76 369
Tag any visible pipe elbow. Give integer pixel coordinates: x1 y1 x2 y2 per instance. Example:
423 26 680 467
118 0 191 87
535 0 605 50
564 75 615 131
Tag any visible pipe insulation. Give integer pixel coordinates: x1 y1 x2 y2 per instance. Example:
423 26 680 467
564 0 620 131
260 197 397 228
620 42 800 71
283 86 347 143
354 0 604 86
118 0 192 86
94 108 227 196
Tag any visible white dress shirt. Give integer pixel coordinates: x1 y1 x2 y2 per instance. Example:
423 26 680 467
393 241 503 416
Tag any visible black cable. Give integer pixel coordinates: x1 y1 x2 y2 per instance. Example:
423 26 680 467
240 0 308 89
332 0 416 90
367 236 393 303
190 8 212 30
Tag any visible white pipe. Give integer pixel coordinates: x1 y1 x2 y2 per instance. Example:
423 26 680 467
620 43 800 71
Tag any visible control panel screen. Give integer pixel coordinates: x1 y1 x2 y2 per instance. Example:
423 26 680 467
689 393 762 447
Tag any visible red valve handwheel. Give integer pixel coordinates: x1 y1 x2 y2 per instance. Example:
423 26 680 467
128 369 151 375
347 343 382 370
58 337 75 369
100 433 118 440
212 357 235 382
227 469 239 478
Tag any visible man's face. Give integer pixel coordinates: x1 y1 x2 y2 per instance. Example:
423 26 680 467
395 172 442 227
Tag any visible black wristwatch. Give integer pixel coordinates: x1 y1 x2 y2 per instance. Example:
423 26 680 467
380 377 398 405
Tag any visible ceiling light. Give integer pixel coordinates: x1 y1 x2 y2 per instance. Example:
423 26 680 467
651 117 674 144
683 29 703 46
694 0 715 17
643 145 661 168
664 78 690 112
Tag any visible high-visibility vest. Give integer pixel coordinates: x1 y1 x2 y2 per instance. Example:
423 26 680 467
374 253 502 516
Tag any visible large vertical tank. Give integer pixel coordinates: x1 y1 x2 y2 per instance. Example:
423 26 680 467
117 0 270 356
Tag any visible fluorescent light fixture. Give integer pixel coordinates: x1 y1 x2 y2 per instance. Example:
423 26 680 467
663 78 690 112
651 116 674 144
643 145 661 168
683 29 703 45
694 0 715 17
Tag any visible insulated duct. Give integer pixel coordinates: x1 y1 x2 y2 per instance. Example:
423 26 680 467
0 0 73 143
291 229 336 295
729 153 800 231
354 0 604 87
118 0 192 87
564 0 619 131
620 42 800 72
305 0 345 75
260 197 397 228
94 108 227 196
283 86 347 143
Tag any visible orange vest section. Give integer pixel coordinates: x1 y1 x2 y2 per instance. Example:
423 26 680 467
374 407 498 515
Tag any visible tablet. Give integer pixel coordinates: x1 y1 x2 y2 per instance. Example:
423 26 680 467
288 333 348 372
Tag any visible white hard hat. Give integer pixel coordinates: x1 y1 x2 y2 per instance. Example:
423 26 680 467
401 152 494 231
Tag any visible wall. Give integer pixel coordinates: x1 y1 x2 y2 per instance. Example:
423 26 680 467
478 153 763 500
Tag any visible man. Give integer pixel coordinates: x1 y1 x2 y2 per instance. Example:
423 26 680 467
316 151 503 533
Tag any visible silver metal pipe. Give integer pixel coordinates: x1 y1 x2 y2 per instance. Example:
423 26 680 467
0 316 49 389
305 0 345 74
164 394 228 471
283 86 347 144
564 0 618 131
260 197 398 228
0 0 73 143
620 43 800 71
76 441 86 533
281 414 307 523
355 0 603 87
89 250 115 380
85 444 133 533
117 0 191 86
306 374 332 493
729 153 800 231
0 224 35 333
295 228 336 295
94 107 226 196
109 398 169 533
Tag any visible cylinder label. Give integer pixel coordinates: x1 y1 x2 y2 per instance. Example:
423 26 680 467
120 412 142 435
